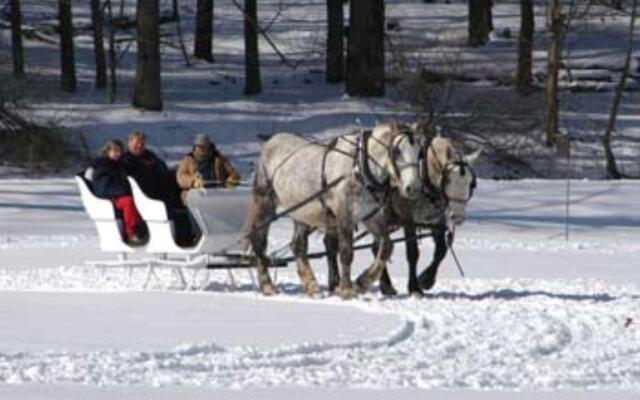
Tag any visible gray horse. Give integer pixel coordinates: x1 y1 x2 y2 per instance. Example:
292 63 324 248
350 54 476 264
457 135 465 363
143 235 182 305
243 122 423 299
324 136 481 297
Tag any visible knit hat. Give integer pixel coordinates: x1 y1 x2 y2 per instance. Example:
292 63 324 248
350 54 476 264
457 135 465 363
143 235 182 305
194 133 211 146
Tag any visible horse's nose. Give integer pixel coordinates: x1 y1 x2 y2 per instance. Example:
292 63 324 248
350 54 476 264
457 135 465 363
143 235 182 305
404 184 418 198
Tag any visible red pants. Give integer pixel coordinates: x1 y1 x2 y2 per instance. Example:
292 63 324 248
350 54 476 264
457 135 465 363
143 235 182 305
113 195 143 239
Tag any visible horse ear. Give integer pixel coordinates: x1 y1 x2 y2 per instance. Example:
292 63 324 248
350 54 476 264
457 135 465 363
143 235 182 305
410 121 419 133
465 149 482 165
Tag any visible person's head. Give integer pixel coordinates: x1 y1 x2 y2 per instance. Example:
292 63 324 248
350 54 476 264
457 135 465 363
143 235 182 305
128 130 146 157
193 133 212 159
101 139 124 162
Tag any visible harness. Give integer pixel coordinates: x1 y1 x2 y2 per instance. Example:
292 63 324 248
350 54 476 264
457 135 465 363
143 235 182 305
319 127 418 224
422 142 478 207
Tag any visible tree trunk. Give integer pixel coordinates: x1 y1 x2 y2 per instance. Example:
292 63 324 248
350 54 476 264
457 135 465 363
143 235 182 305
326 0 344 83
59 0 77 92
603 0 636 179
172 0 179 20
545 0 562 146
468 0 492 47
10 0 25 77
90 0 107 89
132 0 162 110
107 0 118 103
517 0 534 94
346 0 385 97
243 0 261 95
194 0 214 61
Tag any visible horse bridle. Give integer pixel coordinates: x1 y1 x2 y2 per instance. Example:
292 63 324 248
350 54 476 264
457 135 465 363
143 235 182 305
423 143 477 206
440 160 477 204
360 126 421 192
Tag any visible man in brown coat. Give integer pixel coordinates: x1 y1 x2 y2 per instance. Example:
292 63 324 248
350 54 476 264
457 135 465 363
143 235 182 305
177 133 240 204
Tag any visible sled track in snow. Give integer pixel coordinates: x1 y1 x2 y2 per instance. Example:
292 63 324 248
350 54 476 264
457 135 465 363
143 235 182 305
0 267 638 390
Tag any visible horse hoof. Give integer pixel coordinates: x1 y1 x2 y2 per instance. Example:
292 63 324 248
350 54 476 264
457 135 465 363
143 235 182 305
419 276 436 291
305 282 321 297
380 285 398 297
355 276 372 294
260 283 279 296
338 286 356 300
409 289 425 299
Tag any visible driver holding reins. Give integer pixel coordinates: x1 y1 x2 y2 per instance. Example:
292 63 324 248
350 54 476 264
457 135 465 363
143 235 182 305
176 133 240 204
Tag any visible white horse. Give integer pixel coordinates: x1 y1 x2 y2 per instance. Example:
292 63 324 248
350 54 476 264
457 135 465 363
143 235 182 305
324 136 481 296
243 122 423 299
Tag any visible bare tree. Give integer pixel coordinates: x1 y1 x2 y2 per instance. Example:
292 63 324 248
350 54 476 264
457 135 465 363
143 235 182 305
194 0 214 61
346 0 385 96
545 0 563 145
106 0 117 103
326 0 344 83
91 0 107 88
468 0 493 47
59 0 77 92
243 0 261 95
603 0 637 179
10 0 25 77
517 0 534 94
132 0 162 110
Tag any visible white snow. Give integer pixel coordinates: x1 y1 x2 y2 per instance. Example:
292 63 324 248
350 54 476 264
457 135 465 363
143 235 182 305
0 178 638 398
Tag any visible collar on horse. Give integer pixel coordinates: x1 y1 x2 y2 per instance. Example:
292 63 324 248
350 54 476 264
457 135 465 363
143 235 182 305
355 129 390 194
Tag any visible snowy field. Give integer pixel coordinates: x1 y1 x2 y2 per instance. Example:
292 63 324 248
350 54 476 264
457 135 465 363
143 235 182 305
0 178 638 398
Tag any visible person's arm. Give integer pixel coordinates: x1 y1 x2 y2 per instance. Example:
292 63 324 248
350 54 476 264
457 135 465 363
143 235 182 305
219 155 240 186
176 156 201 189
93 164 128 198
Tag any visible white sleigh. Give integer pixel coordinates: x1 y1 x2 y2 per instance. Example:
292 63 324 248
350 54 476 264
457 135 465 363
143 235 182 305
77 172 283 289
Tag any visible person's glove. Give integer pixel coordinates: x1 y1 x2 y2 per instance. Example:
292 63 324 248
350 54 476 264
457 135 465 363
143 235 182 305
226 176 240 187
192 174 205 189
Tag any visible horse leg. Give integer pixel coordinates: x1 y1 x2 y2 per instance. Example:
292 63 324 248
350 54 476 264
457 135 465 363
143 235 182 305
371 241 397 296
356 233 392 293
418 226 447 292
291 221 320 296
336 217 355 300
379 266 398 297
247 192 278 295
323 232 340 294
404 224 423 297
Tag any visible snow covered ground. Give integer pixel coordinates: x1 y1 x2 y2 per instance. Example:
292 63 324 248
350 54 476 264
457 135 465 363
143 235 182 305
0 178 638 398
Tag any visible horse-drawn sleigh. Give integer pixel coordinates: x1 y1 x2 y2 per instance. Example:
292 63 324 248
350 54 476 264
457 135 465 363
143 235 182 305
77 122 480 298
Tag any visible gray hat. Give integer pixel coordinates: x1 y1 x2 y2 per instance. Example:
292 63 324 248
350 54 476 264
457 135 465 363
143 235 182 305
194 133 211 146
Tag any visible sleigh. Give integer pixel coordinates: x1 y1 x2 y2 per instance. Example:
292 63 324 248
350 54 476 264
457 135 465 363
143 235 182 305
75 173 286 289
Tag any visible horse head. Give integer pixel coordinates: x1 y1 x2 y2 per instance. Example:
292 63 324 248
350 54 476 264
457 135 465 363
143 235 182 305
367 121 422 199
426 137 481 225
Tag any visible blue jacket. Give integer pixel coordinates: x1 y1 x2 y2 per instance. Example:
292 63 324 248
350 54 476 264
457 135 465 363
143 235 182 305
91 157 130 199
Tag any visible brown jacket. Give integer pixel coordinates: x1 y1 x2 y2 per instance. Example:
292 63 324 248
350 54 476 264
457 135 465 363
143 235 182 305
176 149 240 204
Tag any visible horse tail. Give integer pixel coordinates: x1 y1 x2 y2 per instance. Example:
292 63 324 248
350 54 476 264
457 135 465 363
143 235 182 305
240 160 273 251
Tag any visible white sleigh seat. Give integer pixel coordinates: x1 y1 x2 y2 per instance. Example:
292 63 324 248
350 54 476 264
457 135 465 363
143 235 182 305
75 174 143 253
128 177 250 257
127 177 200 255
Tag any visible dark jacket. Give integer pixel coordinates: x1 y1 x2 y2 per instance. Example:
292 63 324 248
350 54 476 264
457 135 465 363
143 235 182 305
122 149 169 199
91 157 130 199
